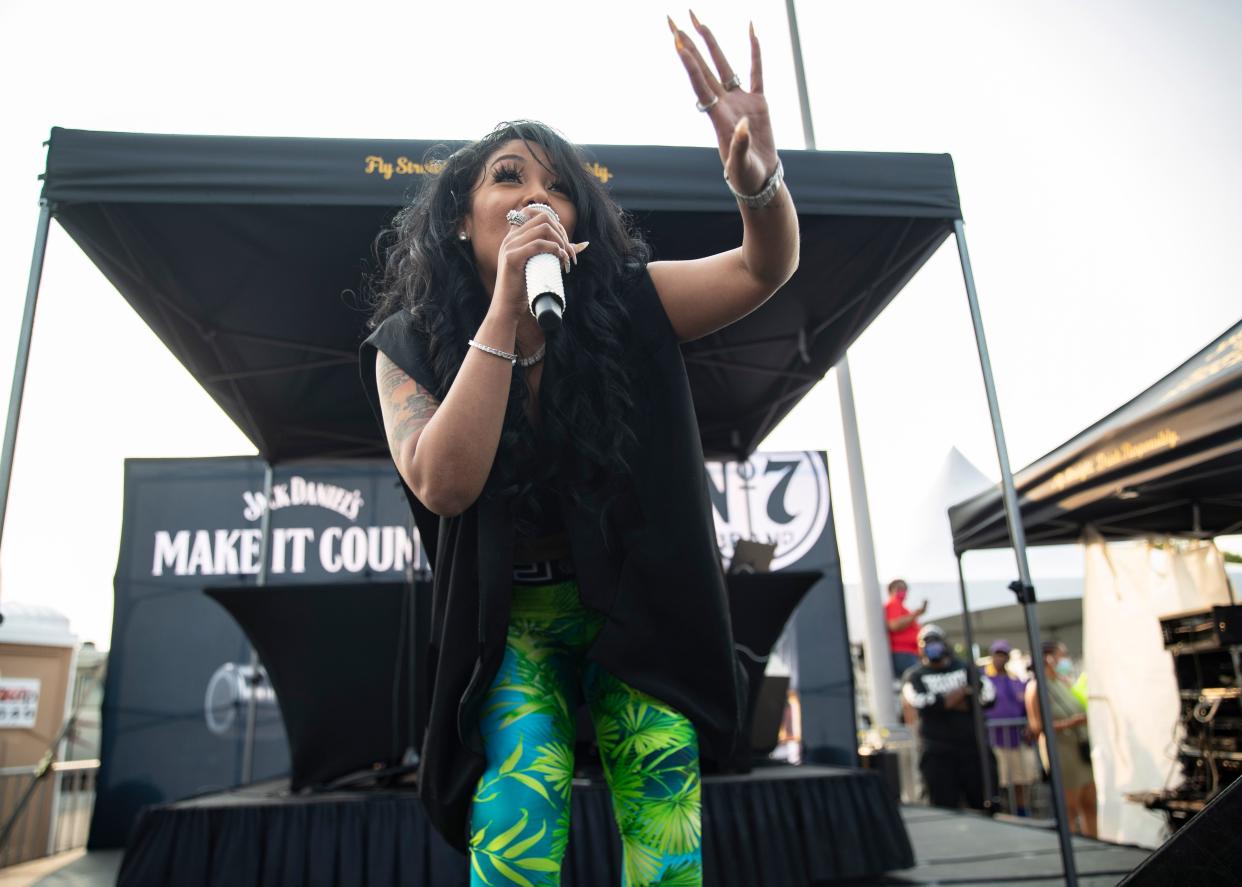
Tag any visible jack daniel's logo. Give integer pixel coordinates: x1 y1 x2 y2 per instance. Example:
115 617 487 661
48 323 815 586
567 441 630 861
706 452 831 571
241 475 363 521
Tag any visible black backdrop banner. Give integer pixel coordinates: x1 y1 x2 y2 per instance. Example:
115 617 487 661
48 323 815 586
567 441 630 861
92 451 848 848
707 452 854 765
90 456 420 849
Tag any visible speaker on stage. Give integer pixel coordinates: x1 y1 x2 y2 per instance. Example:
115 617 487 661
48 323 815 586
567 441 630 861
1119 773 1242 886
206 581 430 791
703 571 820 773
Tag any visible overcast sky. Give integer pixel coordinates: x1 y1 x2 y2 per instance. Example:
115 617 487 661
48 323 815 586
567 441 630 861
1 0 1239 647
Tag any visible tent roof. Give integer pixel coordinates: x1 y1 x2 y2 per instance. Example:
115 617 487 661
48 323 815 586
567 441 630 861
40 127 963 462
949 320 1242 553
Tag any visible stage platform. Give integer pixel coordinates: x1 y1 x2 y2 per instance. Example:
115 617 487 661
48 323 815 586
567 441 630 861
112 765 912 886
19 805 1155 886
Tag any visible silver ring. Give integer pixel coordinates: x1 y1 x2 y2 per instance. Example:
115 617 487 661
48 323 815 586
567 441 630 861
723 74 741 91
505 209 528 226
695 95 719 113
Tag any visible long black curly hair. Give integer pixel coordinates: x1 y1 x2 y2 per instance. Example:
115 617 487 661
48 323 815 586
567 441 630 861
367 120 651 532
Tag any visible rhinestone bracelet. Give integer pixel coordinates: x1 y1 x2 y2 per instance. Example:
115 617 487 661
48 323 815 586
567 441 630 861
467 338 516 365
725 158 784 209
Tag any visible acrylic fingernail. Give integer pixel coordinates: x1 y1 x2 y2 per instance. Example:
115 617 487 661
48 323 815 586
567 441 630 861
668 16 684 50
689 9 701 29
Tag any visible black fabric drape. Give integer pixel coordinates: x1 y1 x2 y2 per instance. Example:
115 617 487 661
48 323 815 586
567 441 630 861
117 768 913 886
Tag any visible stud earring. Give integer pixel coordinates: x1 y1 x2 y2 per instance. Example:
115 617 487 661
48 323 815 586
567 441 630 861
458 232 469 241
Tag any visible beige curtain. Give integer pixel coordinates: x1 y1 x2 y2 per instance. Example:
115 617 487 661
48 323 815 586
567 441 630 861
1082 529 1232 848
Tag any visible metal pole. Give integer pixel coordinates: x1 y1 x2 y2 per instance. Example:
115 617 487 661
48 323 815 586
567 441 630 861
785 0 817 148
240 462 275 784
838 359 897 729
956 554 996 809
785 0 898 734
0 201 53 549
954 221 1078 884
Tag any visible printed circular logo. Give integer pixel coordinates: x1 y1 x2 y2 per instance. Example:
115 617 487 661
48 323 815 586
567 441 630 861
706 452 831 571
204 662 282 739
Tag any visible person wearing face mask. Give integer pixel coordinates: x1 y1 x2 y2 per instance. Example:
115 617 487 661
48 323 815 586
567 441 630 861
901 625 996 810
359 15 799 885
1025 641 1097 836
885 578 928 677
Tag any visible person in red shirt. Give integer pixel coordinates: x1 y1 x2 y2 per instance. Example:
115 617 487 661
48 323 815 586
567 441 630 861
885 579 927 677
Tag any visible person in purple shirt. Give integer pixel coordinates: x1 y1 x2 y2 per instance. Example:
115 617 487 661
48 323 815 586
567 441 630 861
985 640 1038 816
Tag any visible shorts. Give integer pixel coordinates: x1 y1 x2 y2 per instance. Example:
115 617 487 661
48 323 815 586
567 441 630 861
993 744 1038 787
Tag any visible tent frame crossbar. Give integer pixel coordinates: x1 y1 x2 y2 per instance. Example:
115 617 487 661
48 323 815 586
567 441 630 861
682 355 819 382
1219 515 1242 537
687 332 803 359
212 329 357 360
1096 497 1199 528
202 356 356 384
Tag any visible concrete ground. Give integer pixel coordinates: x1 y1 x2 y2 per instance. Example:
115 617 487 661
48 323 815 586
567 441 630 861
856 805 1154 886
0 850 122 887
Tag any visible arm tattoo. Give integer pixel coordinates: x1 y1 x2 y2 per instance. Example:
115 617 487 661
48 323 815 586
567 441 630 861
391 388 439 445
377 351 439 452
401 392 437 420
378 354 408 397
393 413 429 444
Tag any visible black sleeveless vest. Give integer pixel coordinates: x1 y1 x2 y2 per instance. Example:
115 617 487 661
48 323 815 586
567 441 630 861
359 266 747 853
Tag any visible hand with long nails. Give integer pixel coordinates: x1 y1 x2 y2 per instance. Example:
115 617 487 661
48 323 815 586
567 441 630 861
668 11 779 196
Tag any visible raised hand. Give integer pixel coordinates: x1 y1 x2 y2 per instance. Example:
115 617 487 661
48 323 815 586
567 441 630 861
668 11 779 197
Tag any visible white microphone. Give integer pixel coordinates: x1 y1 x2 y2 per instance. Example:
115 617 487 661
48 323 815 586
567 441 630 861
509 203 566 331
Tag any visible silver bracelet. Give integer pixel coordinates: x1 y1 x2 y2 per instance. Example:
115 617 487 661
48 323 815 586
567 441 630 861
725 158 784 209
467 338 516 364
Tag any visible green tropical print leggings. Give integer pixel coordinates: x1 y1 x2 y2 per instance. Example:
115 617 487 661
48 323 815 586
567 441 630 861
469 579 702 887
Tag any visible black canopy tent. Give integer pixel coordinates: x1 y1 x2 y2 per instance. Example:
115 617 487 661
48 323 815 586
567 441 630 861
949 318 1242 552
3 126 1085 876
22 128 961 465
940 319 1241 876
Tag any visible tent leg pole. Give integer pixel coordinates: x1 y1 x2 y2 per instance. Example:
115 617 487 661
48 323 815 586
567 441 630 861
956 554 996 811
240 462 275 785
953 220 1078 886
0 200 53 550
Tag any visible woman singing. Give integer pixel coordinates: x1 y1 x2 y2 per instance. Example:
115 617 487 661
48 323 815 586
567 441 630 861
360 15 798 885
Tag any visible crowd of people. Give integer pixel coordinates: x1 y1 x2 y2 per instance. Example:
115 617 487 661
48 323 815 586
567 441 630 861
884 579 1097 836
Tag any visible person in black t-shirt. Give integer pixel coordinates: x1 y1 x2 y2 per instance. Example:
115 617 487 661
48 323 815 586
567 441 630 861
901 624 996 810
